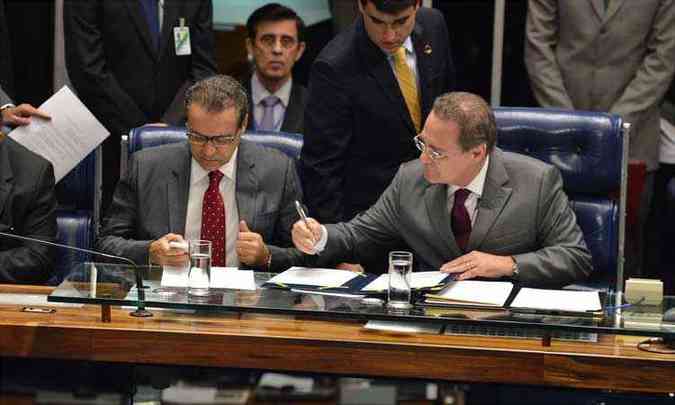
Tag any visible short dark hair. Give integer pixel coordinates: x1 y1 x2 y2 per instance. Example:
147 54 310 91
431 92 497 153
185 75 249 129
246 3 306 42
359 0 421 14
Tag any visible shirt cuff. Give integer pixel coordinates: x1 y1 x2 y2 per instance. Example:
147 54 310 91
312 225 329 254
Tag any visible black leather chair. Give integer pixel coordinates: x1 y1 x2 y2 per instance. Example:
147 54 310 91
494 107 626 291
121 126 303 175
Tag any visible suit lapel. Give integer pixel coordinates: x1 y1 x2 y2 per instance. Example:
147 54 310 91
0 141 13 221
235 141 259 229
467 151 512 251
167 143 191 234
281 83 303 132
411 21 434 120
424 183 461 258
604 0 626 24
589 0 604 22
356 17 416 135
124 0 159 60
159 0 179 61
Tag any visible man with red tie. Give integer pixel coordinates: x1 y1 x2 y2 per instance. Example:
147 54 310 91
97 75 305 271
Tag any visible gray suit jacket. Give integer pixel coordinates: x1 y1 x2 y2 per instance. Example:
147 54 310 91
525 0 675 170
0 84 11 106
320 149 592 288
97 140 305 271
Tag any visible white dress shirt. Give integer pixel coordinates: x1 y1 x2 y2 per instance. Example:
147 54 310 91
184 149 240 267
251 72 292 132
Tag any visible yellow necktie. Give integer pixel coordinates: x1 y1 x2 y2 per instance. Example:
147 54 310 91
393 46 421 133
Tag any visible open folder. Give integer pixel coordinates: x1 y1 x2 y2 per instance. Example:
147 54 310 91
424 280 515 308
264 267 377 294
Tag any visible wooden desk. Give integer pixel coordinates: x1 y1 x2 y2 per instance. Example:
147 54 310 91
1 286 674 394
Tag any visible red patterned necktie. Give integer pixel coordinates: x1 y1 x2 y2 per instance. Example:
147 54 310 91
201 170 226 266
451 188 472 252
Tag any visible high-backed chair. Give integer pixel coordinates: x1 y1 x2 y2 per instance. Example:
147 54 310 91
50 147 101 284
493 107 627 292
120 126 303 175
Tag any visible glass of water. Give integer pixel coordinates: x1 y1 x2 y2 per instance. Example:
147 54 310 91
387 251 413 309
188 239 211 297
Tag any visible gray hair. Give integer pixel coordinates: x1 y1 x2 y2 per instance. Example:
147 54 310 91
184 75 249 128
431 92 497 152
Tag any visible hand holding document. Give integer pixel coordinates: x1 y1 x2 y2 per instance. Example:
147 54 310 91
8 86 109 182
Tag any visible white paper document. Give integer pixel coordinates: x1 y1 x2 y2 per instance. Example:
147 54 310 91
361 271 448 292
160 266 256 290
267 267 359 287
424 280 514 307
510 288 601 312
8 86 109 182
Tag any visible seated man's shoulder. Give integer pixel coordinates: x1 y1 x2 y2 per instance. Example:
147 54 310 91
132 142 188 164
4 137 52 174
501 150 558 182
240 139 294 167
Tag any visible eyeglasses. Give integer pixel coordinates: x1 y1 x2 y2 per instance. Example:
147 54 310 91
186 126 239 147
414 135 447 161
257 34 298 50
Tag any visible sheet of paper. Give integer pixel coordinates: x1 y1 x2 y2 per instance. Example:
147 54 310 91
267 267 359 287
361 271 447 292
425 280 514 307
510 288 601 312
8 86 109 181
363 320 443 334
160 266 255 290
290 289 365 299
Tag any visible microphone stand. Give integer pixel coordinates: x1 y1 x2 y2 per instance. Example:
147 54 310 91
0 230 153 317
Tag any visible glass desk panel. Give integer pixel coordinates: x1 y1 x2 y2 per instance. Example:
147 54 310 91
48 263 675 340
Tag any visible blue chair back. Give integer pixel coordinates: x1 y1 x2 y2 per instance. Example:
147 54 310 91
52 209 93 285
493 107 625 291
122 126 303 174
55 148 101 216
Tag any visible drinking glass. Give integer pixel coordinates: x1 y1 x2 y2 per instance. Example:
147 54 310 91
387 251 413 309
188 240 211 296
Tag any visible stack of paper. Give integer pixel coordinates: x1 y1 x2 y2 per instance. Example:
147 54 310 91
160 266 256 290
361 271 448 292
510 288 601 312
424 280 514 307
266 267 360 288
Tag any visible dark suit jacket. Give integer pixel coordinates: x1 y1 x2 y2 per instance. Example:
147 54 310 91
320 149 592 288
301 7 456 223
97 140 305 271
64 0 217 137
0 137 57 284
244 76 308 135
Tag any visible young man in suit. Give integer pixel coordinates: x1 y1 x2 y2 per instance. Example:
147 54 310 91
293 92 592 288
64 0 217 212
301 0 456 225
0 114 57 284
97 75 304 271
244 3 307 134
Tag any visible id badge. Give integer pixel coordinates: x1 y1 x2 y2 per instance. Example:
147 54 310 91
174 25 191 56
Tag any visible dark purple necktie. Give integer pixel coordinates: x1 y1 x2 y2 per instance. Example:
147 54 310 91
451 188 472 252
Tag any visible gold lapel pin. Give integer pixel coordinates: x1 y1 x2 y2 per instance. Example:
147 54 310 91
424 44 433 55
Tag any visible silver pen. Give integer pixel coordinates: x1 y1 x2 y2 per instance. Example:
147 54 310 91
295 200 318 250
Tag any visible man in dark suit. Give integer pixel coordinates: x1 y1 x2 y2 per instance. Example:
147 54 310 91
0 130 57 284
244 3 307 134
293 93 591 287
64 0 217 211
301 0 455 225
97 75 304 271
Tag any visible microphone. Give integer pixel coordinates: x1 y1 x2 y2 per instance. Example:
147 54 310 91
0 228 153 317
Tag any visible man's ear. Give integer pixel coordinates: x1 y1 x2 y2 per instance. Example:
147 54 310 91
295 41 307 62
245 38 253 59
241 113 249 131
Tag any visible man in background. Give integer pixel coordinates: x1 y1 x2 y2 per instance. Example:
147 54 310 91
64 0 217 211
244 3 307 134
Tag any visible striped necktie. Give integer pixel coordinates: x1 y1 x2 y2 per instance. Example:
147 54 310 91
393 46 421 133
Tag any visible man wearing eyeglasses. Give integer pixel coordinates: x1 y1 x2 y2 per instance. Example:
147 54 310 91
98 75 305 271
244 3 307 134
293 92 592 287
